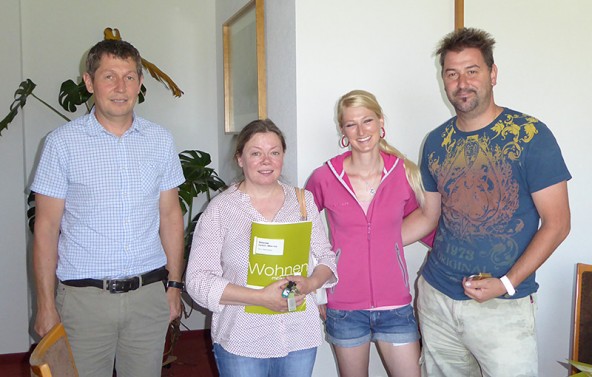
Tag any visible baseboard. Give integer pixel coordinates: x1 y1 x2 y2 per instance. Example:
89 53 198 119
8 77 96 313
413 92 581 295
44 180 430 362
180 329 210 339
0 329 209 366
0 349 31 365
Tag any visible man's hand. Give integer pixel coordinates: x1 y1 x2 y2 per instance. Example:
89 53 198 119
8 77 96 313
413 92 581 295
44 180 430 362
166 287 182 322
462 277 507 303
34 308 61 337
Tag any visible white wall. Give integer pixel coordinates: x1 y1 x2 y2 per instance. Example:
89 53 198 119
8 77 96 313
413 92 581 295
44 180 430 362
0 0 31 355
266 0 298 186
1 1 590 376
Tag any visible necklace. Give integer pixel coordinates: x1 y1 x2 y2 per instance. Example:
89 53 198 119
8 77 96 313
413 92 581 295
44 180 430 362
347 155 383 198
364 180 376 195
361 174 379 196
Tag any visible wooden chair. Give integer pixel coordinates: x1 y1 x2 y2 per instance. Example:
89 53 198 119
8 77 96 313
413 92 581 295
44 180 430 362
571 263 592 373
30 322 78 377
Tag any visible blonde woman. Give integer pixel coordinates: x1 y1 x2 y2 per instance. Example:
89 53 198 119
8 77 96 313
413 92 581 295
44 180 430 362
306 90 433 377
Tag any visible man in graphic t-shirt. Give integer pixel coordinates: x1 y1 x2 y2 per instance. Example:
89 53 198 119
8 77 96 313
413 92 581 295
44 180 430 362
411 27 571 376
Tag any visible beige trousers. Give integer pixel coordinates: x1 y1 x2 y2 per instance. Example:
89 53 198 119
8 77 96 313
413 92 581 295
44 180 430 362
417 276 538 377
56 281 170 377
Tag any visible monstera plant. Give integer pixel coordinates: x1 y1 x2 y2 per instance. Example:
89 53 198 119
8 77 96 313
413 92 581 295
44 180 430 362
2 27 226 368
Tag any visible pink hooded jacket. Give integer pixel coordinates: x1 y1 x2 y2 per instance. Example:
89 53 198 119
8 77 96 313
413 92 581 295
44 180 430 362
306 151 420 310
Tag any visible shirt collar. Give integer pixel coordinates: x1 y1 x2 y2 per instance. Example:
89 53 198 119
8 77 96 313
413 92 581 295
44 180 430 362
85 107 145 137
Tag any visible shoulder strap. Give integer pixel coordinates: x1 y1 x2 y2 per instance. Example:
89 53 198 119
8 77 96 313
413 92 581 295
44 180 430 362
295 187 307 221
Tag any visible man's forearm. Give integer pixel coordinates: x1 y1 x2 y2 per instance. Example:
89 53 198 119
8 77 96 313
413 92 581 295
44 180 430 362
161 219 184 281
34 239 58 312
505 220 570 289
506 181 571 289
33 194 64 324
159 190 185 282
33 222 61 336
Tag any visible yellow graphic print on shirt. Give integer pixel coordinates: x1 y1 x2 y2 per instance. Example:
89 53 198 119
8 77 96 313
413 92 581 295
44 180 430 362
429 113 539 266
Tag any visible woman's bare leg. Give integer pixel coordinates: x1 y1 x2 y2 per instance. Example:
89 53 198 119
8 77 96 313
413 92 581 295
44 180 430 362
333 343 371 377
377 340 421 377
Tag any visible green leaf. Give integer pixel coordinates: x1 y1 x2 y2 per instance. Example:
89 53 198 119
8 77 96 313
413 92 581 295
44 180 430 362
177 189 194 215
570 360 592 374
58 80 92 113
184 212 202 259
27 192 36 233
207 174 227 191
139 84 147 104
0 79 36 135
177 149 226 254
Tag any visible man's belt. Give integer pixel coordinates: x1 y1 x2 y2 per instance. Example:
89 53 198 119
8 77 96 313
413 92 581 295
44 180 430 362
61 267 168 293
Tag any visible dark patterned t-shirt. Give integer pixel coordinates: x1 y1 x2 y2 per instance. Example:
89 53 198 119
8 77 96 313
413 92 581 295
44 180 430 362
420 108 571 300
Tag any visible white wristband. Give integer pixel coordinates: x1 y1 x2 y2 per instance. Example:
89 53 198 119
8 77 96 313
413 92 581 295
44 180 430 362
500 275 516 297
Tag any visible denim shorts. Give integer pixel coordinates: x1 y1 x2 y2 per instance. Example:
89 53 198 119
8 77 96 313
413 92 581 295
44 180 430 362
325 305 420 348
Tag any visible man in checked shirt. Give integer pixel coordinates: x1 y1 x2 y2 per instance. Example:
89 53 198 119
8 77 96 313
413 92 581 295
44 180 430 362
31 39 185 377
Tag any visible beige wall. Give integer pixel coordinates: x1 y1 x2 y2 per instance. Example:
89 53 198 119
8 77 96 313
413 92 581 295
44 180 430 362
1 1 590 376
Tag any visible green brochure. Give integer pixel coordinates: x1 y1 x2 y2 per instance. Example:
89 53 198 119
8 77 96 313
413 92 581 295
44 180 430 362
245 220 312 314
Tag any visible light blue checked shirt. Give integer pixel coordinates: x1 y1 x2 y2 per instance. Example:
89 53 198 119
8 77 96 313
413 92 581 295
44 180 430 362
31 110 185 280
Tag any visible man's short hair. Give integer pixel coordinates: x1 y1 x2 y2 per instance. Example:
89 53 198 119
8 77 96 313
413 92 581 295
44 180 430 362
86 39 143 79
436 27 496 69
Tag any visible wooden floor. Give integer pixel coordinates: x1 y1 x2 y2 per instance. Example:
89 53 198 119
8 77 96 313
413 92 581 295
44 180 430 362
0 330 218 377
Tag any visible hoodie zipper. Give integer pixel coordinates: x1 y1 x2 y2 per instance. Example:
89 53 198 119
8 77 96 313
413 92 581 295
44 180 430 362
395 243 409 288
367 221 375 307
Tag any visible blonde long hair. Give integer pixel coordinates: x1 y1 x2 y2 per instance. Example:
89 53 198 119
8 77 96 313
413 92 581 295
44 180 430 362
337 90 425 206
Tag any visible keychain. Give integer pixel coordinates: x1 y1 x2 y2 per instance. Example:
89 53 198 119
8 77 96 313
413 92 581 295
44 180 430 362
282 281 299 312
467 272 492 281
